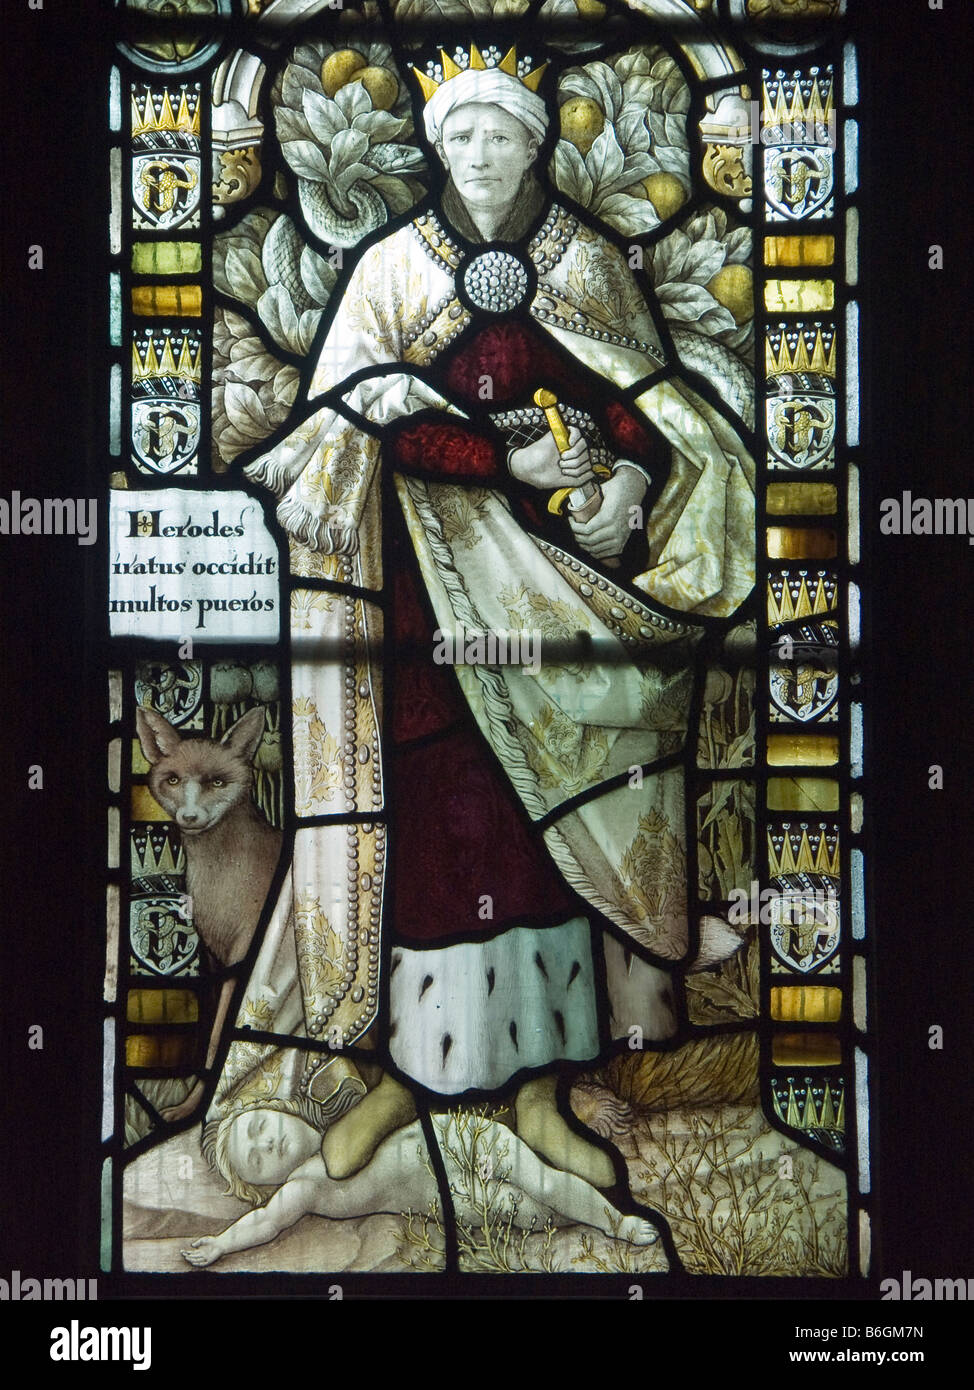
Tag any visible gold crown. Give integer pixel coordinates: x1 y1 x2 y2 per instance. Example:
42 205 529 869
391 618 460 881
774 1078 844 1134
412 45 546 104
132 331 202 384
131 86 201 140
131 823 184 876
768 824 840 877
761 69 834 129
765 324 836 376
767 571 838 625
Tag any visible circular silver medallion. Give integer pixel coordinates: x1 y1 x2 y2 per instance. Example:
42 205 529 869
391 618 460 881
462 251 530 314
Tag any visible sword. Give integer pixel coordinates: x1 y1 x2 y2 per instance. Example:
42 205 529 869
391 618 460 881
535 389 620 569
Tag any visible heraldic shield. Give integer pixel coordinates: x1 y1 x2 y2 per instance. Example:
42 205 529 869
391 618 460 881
130 894 200 977
134 659 203 726
769 619 839 722
766 371 836 469
132 153 202 230
132 396 201 473
769 872 841 974
131 84 203 231
129 817 200 977
131 329 202 474
764 144 834 220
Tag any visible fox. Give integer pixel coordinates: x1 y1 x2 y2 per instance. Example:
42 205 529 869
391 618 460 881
136 703 283 1123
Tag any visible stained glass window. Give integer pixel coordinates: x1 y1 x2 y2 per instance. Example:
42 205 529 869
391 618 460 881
0 2 905 1334
96 0 877 1293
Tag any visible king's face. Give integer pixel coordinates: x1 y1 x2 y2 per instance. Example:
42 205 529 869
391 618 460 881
438 103 538 212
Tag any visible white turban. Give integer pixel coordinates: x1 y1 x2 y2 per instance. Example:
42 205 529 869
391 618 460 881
424 68 549 148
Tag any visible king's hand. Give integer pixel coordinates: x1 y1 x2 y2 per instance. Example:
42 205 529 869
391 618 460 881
509 426 594 489
569 466 647 562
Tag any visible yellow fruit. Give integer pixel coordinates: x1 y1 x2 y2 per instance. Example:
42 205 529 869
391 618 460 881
347 65 400 112
321 49 367 98
559 96 605 156
574 0 607 16
642 172 687 220
707 264 754 325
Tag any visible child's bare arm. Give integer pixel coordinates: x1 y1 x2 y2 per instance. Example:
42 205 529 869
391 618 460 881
181 1167 320 1267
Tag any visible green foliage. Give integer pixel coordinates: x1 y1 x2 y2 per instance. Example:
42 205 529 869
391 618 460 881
634 1110 847 1277
697 779 756 899
551 49 690 236
397 1109 557 1274
698 663 756 769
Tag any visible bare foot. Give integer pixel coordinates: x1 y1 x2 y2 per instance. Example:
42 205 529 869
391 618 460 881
617 1215 659 1246
320 1074 416 1180
514 1075 615 1188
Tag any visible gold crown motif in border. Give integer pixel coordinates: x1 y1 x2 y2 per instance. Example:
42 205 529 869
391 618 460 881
132 333 203 384
412 45 547 104
131 87 201 140
761 72 834 128
765 326 837 377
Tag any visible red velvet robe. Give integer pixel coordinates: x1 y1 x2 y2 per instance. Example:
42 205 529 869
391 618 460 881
386 318 666 945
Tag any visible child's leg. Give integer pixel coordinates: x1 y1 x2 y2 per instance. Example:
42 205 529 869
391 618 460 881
490 1127 659 1245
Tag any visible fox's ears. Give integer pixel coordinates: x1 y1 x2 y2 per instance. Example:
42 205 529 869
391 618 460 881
220 704 267 764
136 706 182 764
136 702 267 765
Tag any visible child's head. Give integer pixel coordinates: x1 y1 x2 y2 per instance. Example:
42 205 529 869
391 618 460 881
203 1099 321 1205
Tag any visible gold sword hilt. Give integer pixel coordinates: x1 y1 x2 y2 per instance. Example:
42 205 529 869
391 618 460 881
534 388 572 456
535 389 619 568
